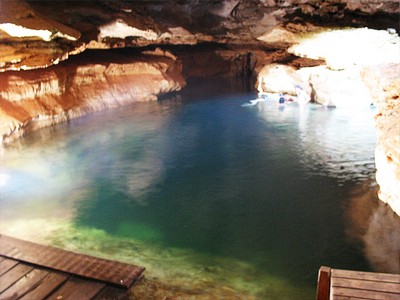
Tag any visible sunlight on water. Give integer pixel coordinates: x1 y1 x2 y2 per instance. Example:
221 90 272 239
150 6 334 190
254 101 377 183
0 91 381 299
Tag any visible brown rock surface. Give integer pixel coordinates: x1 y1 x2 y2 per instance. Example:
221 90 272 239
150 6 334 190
1 0 399 72
0 50 185 143
362 64 400 217
0 1 82 71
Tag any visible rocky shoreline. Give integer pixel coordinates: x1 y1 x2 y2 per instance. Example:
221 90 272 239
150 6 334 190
0 49 185 144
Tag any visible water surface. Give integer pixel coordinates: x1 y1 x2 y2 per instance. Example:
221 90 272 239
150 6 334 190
0 86 380 299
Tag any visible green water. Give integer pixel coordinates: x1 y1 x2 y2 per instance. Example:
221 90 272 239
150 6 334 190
0 86 379 299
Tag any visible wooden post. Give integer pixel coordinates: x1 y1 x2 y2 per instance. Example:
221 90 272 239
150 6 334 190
316 266 331 300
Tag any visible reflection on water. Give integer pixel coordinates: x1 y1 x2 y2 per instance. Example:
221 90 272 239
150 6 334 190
255 100 377 183
0 87 388 299
345 183 400 274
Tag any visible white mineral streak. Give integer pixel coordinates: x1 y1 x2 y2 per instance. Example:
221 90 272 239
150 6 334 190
97 19 158 40
0 23 77 41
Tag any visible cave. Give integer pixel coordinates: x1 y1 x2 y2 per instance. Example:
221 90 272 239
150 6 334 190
0 1 399 299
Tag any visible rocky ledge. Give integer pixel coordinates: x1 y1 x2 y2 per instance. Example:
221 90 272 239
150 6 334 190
0 49 185 143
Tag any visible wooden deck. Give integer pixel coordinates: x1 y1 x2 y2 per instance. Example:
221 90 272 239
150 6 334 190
317 266 400 300
0 234 144 299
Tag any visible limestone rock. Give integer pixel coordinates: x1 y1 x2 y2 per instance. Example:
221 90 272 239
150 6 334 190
2 0 399 71
307 66 373 107
362 64 400 217
0 52 185 143
288 28 400 71
0 1 82 71
256 64 311 96
257 27 297 48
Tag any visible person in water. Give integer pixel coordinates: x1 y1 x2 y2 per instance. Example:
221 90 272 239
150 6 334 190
279 93 285 104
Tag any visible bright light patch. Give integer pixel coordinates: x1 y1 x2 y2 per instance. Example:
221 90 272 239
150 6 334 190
98 19 158 40
0 172 10 187
288 28 400 69
0 23 77 41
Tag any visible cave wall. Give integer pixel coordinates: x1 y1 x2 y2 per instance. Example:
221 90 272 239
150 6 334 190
362 65 400 217
0 50 185 143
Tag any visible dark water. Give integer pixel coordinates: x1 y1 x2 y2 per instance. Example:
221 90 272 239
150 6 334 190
0 84 379 298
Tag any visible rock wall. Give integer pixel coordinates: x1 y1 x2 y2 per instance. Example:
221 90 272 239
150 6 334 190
362 64 400 217
0 50 185 143
345 183 400 274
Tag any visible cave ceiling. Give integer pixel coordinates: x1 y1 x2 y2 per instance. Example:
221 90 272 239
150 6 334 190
0 0 399 71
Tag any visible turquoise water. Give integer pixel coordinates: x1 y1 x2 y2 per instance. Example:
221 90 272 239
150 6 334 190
0 86 379 299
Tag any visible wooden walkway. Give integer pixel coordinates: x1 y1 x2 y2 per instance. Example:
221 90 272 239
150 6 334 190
0 234 144 299
317 266 400 300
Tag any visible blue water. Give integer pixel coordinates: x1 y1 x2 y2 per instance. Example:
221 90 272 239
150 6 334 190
0 88 379 298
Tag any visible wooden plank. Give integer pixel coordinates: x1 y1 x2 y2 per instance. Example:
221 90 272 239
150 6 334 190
3 246 22 260
0 268 49 300
317 266 331 300
0 264 33 293
0 234 144 288
332 277 400 294
331 286 400 300
332 269 400 284
19 271 69 300
0 258 19 276
0 241 17 257
46 276 106 300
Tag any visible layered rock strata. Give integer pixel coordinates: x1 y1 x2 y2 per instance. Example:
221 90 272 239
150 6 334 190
0 50 185 143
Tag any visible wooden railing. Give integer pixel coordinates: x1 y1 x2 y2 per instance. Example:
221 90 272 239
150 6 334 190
316 266 400 300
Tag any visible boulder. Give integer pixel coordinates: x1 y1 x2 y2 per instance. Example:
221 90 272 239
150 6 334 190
306 66 373 107
256 63 311 96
